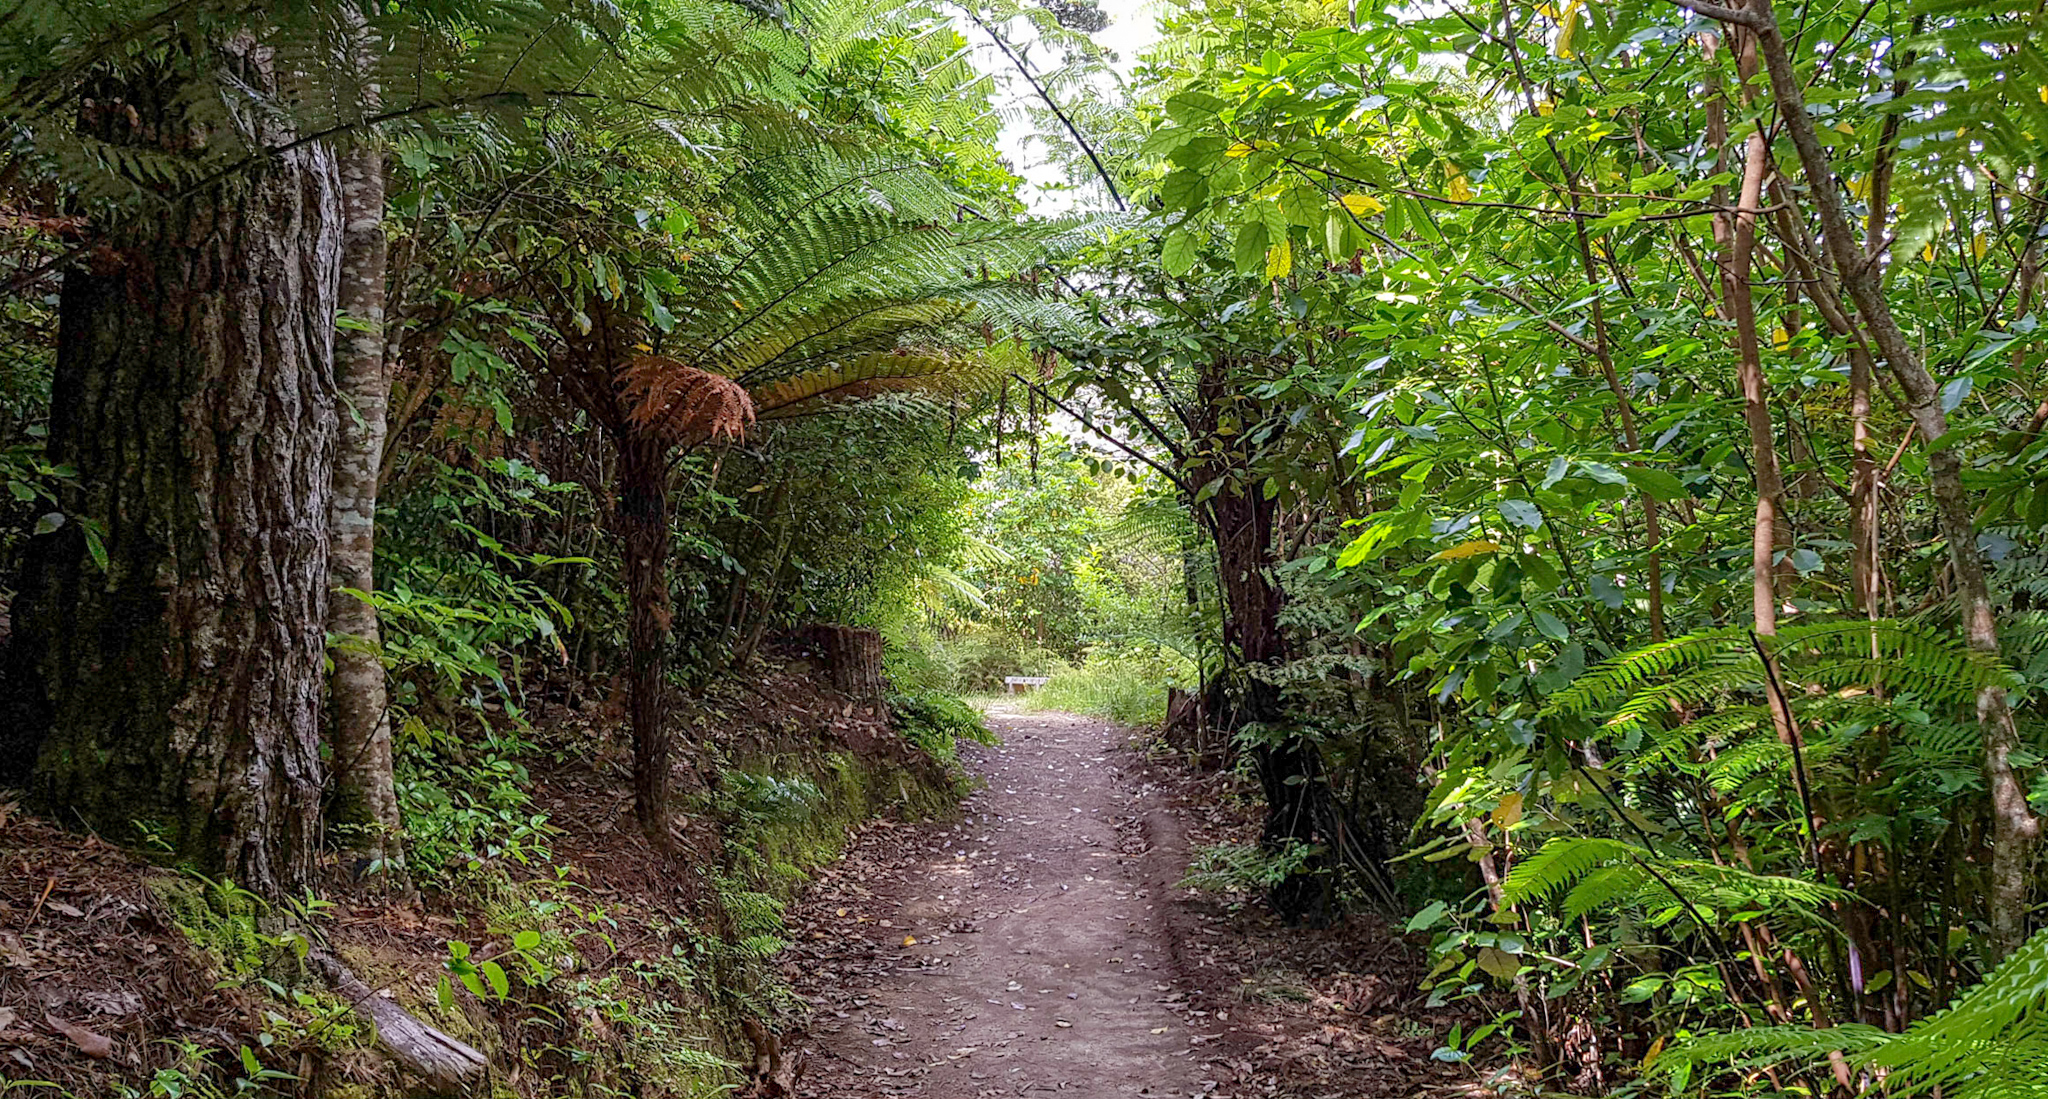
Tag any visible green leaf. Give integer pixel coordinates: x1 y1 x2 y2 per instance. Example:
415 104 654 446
1232 222 1270 274
1406 899 1449 932
1476 946 1522 980
1579 462 1629 485
1533 610 1569 641
1164 91 1228 123
1497 499 1543 530
482 960 510 999
1622 467 1685 501
1161 168 1211 212
1163 229 1199 276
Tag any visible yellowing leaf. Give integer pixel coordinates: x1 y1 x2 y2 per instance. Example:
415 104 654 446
1833 121 1855 135
1265 238 1293 280
1430 539 1502 561
1492 791 1524 829
1973 232 1989 259
1554 1 1581 58
1644 1036 1667 1068
1771 325 1790 351
1225 141 1258 158
1338 193 1385 216
2039 86 2048 103
1847 175 1870 199
1922 242 1937 263
1448 174 1474 202
1536 99 1556 115
902 935 918 946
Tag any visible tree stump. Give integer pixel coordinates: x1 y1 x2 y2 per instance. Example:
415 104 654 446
797 625 884 705
742 1017 806 1096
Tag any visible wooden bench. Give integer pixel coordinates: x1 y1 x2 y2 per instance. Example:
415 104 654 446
1003 676 1050 694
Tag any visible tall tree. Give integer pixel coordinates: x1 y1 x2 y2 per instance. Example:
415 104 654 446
5 44 343 895
327 10 404 876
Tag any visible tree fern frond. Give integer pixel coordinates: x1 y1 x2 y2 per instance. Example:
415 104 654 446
621 355 757 443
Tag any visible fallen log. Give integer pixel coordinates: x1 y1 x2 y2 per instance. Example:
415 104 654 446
308 947 485 1092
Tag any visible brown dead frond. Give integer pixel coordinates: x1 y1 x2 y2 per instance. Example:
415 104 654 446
622 355 757 445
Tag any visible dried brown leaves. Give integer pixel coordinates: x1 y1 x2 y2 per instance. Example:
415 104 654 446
621 355 756 445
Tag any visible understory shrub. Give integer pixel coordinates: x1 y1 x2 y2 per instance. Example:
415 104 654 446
889 689 998 763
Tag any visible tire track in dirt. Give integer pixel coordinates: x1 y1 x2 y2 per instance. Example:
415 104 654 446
783 706 1237 1098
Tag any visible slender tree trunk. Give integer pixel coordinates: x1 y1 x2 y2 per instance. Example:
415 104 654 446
328 134 403 874
1691 0 2040 957
1705 28 1807 792
7 63 342 896
1718 126 1786 637
617 434 674 844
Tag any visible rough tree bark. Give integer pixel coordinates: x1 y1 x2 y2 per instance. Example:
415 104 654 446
7 61 343 896
617 435 675 844
1192 358 1336 923
327 131 404 874
799 624 886 705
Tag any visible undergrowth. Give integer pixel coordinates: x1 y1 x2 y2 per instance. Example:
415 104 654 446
1020 644 1194 727
888 689 999 764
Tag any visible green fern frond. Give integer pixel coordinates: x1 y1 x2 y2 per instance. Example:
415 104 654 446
1498 837 1645 908
1665 932 2048 1097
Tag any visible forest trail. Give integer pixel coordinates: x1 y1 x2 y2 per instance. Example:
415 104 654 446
784 706 1231 1098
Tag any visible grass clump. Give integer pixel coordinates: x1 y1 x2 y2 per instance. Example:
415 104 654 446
1019 645 1193 727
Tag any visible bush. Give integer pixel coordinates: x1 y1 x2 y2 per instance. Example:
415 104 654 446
888 689 998 763
1180 839 1319 894
917 624 1061 693
393 720 555 887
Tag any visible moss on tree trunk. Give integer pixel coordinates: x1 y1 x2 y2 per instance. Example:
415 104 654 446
6 61 343 896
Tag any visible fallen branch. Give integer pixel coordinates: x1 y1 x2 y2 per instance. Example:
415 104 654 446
308 947 486 1092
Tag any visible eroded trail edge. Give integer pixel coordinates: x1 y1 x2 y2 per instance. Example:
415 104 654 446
783 707 1227 1098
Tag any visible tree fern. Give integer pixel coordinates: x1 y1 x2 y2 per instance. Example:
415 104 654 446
1499 837 1645 908
1502 837 1852 927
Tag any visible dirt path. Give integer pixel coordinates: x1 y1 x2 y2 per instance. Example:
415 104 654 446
783 706 1234 1098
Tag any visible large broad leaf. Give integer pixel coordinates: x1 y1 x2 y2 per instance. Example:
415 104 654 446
1497 499 1544 530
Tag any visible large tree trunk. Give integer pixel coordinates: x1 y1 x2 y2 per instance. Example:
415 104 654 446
1194 359 1327 923
617 435 674 844
327 136 403 875
7 67 343 897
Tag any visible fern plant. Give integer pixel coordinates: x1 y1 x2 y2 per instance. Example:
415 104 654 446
1413 614 2040 1083
1659 927 2048 1098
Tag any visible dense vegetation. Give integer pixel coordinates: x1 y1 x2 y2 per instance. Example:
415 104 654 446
3 0 2047 1094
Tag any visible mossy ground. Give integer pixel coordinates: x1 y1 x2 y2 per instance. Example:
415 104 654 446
123 747 960 1099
